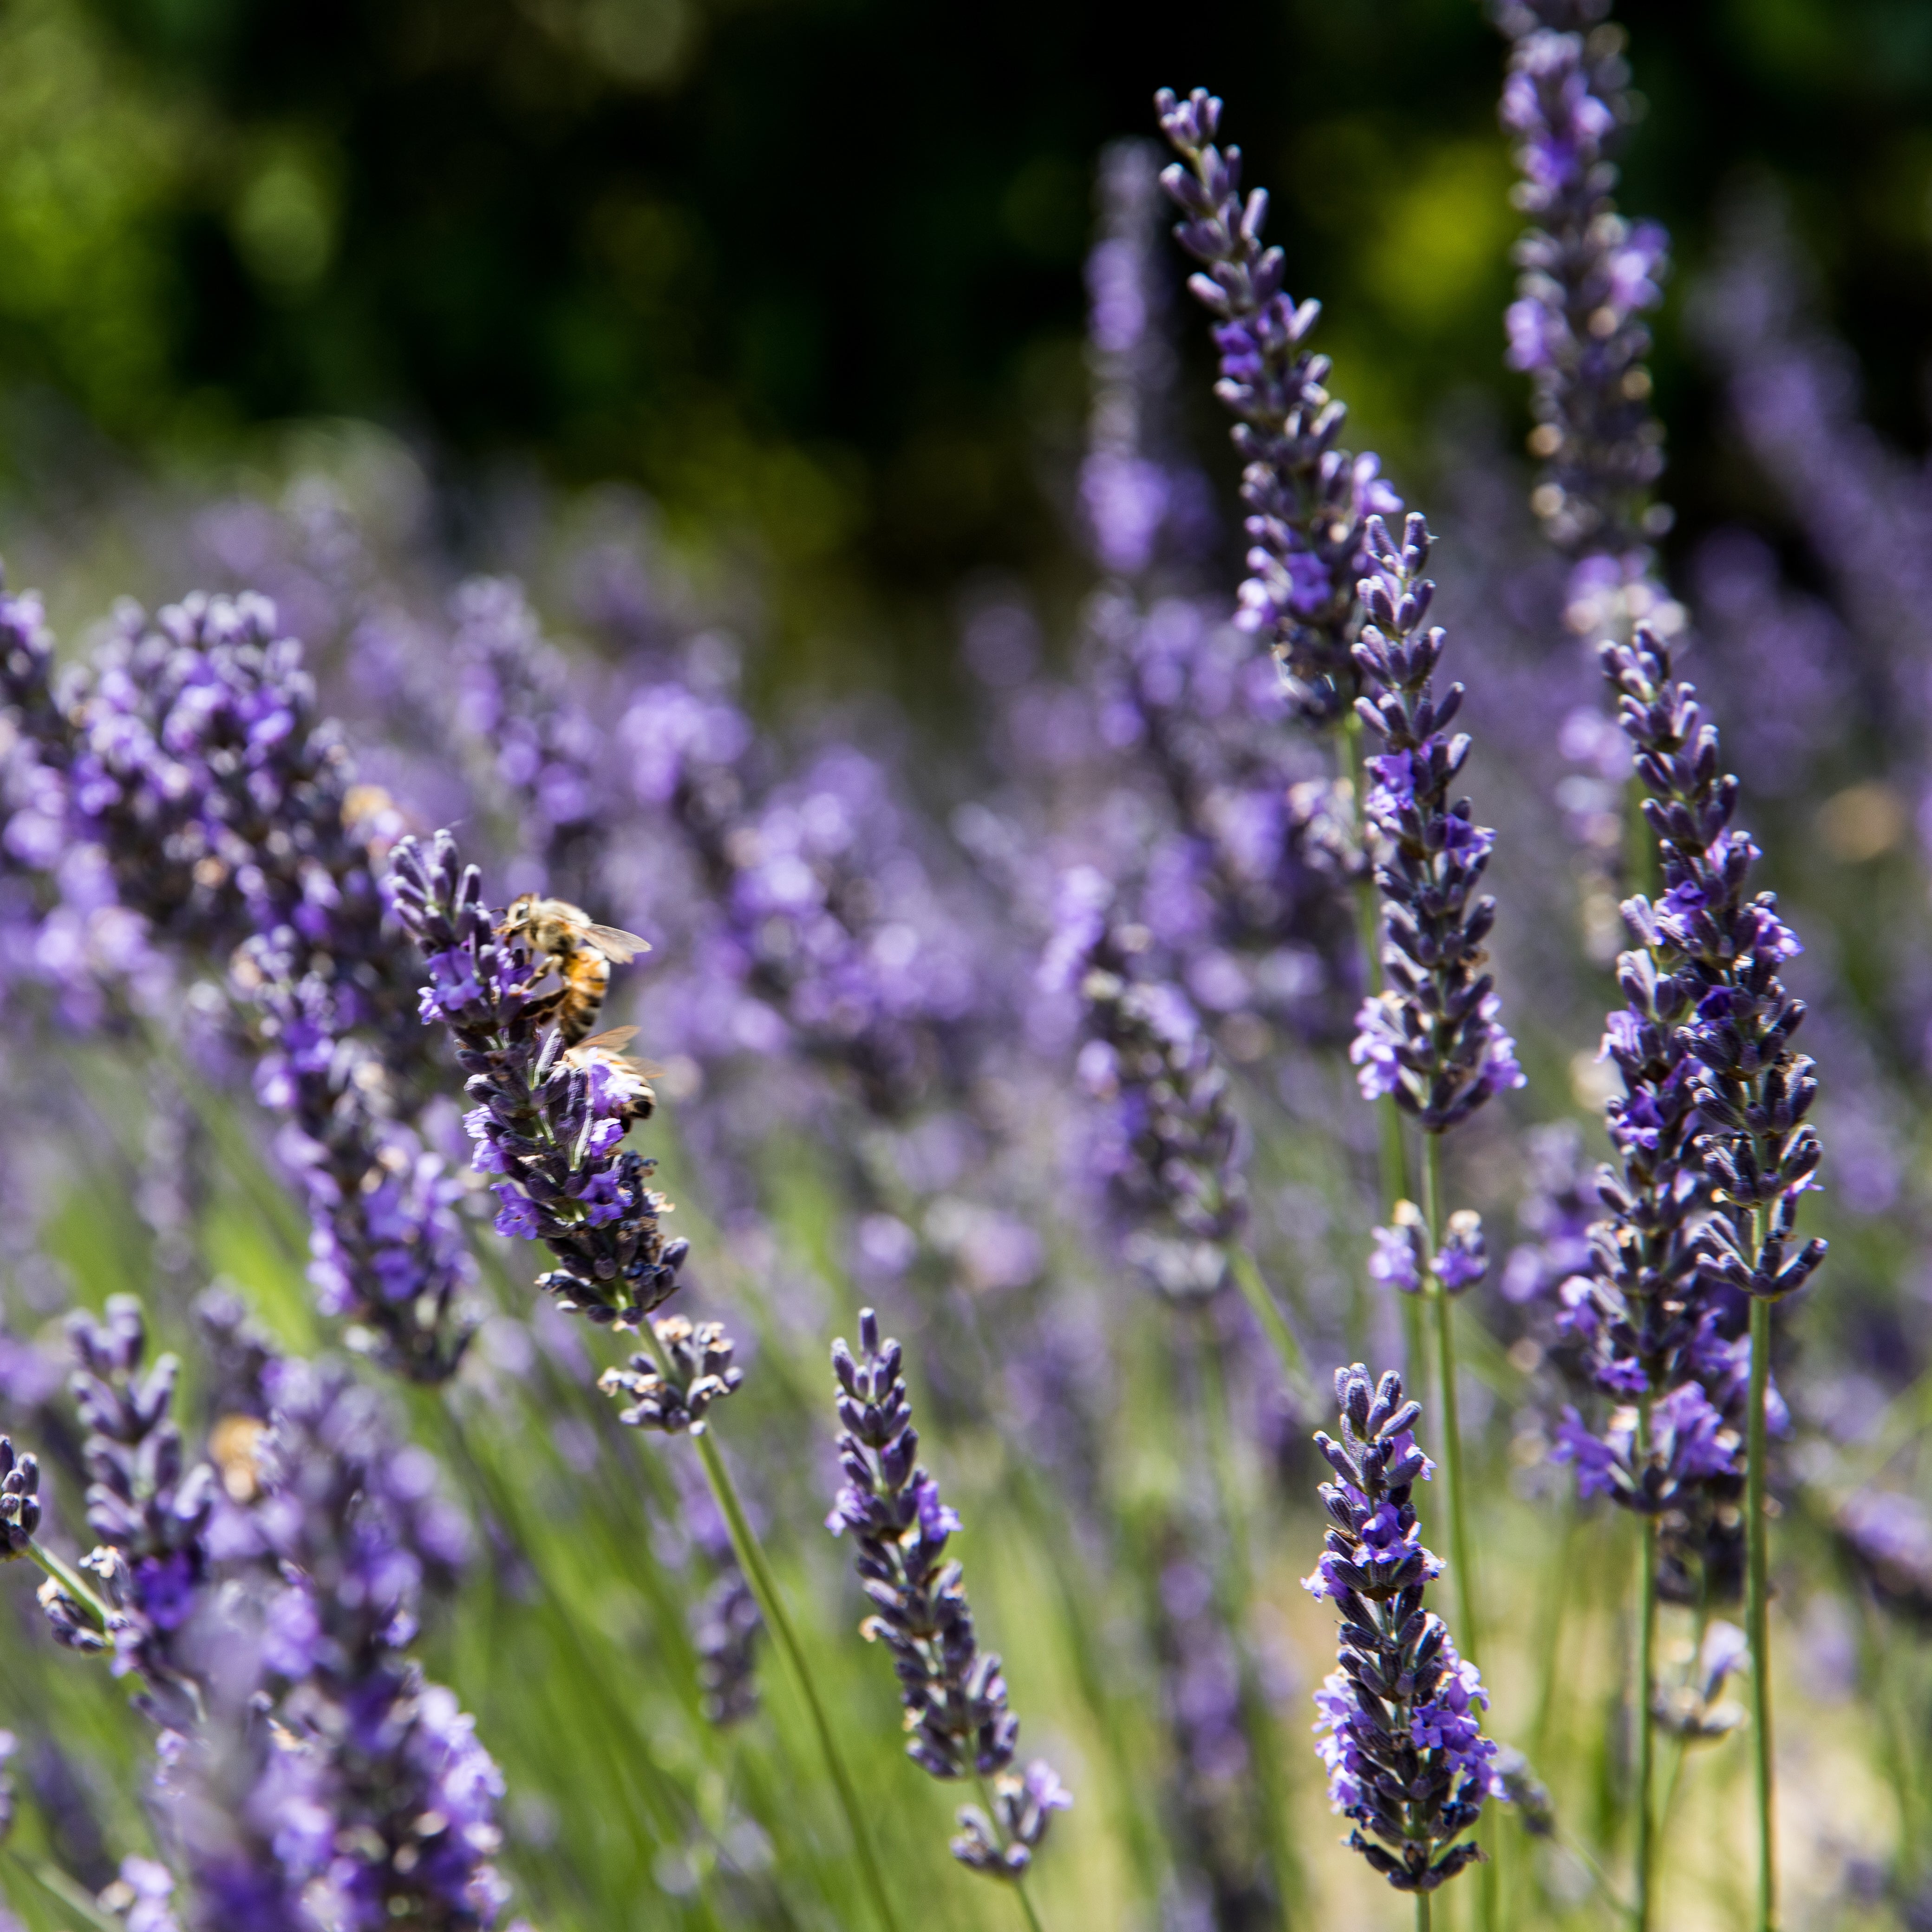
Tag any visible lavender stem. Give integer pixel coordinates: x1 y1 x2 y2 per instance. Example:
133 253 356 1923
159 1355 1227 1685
1420 1134 1490 1932
1416 1897 1430 1932
1196 1315 1299 1925
1634 1390 1658 1932
1746 1286 1777 1932
1227 1248 1309 1384
680 1394 902 1932
972 1776 1048 1932
1419 1137 1478 1663
22 1542 111 1635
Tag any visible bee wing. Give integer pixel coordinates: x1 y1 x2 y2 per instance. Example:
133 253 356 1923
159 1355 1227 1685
575 1025 640 1052
585 924 651 962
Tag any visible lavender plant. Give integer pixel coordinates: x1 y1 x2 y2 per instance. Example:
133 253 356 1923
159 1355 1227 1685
1152 89 1402 730
1304 1364 1501 1907
1495 0 1682 959
0 584 477 1378
54 1299 217 1736
828 1309 1070 1914
390 826 906 1932
1155 82 1412 1233
237 1355 509 1930
1496 0 1669 566
1614 629 1823 1928
386 828 687 1330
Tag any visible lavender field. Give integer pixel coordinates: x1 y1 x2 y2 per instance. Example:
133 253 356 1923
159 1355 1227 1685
0 3 1927 1929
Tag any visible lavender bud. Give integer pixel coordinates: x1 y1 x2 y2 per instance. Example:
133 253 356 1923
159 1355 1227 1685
598 1317 745 1435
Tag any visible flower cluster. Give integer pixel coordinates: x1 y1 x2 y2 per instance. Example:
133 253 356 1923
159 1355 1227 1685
242 933 477 1381
0 1434 39 1557
827 1310 1070 1880
0 582 480 1375
599 1315 744 1435
1304 1365 1501 1893
55 1299 217 1732
0 581 167 1018
1611 633 1825 1304
1087 591 1358 1038
1155 87 1402 727
1837 1489 1932 1624
65 594 421 1052
1551 630 1822 1595
667 1457 763 1726
236 1355 505 1931
1348 516 1524 1129
1143 1527 1277 1926
449 577 605 900
1497 3 1669 560
1079 139 1207 579
1370 1201 1489 1299
1051 871 1247 1298
388 828 688 1325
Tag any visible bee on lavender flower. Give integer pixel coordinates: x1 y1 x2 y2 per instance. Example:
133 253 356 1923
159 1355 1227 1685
563 1024 660 1132
498 893 650 1044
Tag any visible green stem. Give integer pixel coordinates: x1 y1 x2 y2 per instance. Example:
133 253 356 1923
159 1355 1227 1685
4 1849 127 1932
974 1775 1048 1932
1227 1246 1308 1390
1746 1288 1776 1932
1196 1314 1299 1928
25 1540 112 1632
1418 1140 1478 1661
1633 1396 1657 1932
1419 1135 1488 1932
1416 1893 1431 1932
685 1418 903 1932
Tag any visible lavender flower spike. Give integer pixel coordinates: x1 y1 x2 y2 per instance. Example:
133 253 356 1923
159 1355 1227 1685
387 829 689 1328
828 1310 1071 1882
1350 516 1523 1129
1604 629 1825 1308
1305 1364 1502 1893
1061 889 1246 1300
61 1299 217 1734
1155 87 1403 727
1497 2 1670 560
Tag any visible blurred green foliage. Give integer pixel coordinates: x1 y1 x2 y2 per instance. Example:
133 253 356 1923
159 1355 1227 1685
0 0 1928 648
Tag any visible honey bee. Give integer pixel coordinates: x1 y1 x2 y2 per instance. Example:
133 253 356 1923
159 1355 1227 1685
563 1025 659 1129
209 1413 269 1504
498 894 651 1044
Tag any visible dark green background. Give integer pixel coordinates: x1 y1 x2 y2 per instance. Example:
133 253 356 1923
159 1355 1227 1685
3 0 1929 636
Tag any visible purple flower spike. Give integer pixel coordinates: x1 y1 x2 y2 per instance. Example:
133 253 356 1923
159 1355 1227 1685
1349 516 1522 1133
829 1311 1069 1882
1057 882 1247 1299
1549 628 1823 1600
1496 6 1669 561
1307 1364 1503 1893
52 1300 217 1732
1155 87 1403 728
388 829 689 1329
